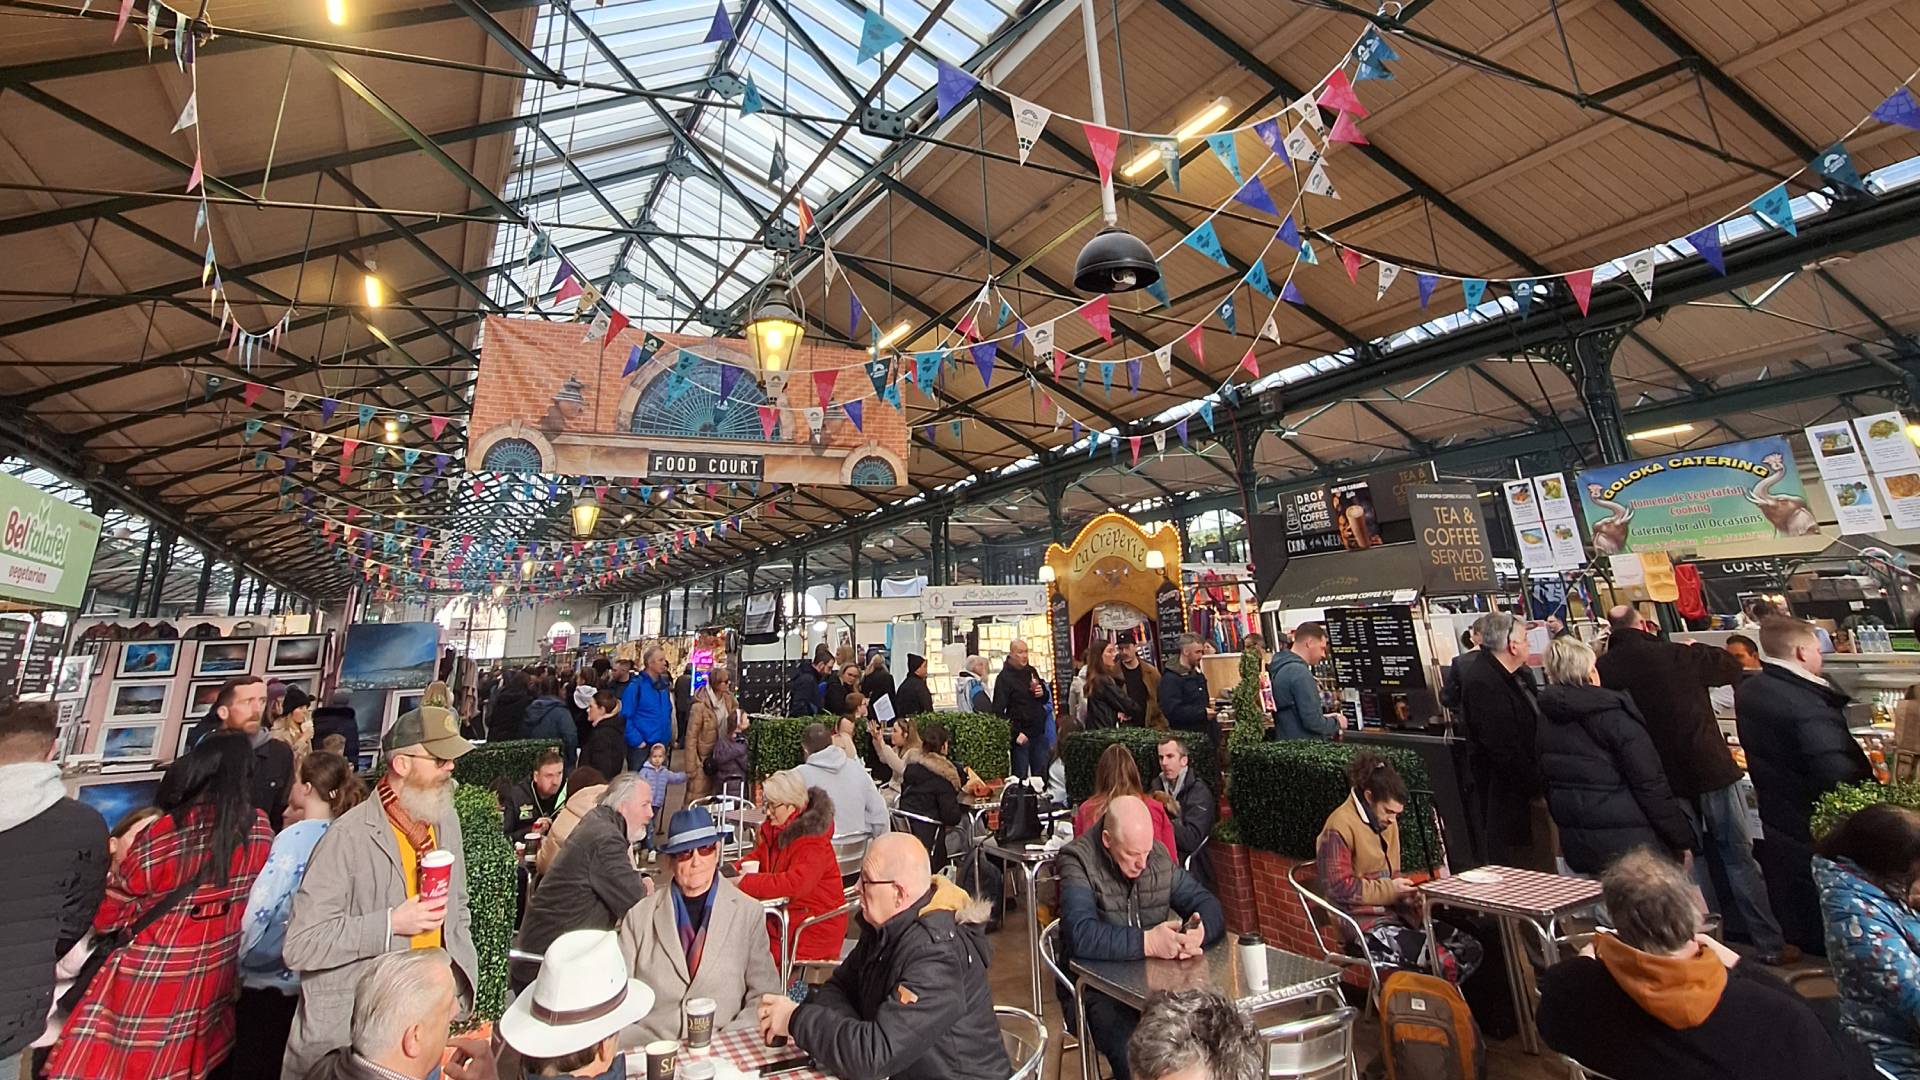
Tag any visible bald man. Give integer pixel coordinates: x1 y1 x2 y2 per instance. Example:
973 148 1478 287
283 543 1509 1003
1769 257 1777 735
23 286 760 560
1057 796 1224 1080
758 834 1009 1080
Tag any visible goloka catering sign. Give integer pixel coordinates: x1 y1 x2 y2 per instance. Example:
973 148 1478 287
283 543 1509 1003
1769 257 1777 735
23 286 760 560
1407 483 1495 595
0 472 103 610
1575 436 1816 555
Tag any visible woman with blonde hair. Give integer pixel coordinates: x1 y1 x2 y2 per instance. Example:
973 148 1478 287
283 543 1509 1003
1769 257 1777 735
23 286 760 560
735 770 846 965
869 714 922 791
687 664 744 800
269 687 315 764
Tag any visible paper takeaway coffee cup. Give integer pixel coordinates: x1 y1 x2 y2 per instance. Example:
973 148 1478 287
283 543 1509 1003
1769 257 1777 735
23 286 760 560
645 1039 679 1080
419 849 455 902
738 859 760 875
684 996 716 1049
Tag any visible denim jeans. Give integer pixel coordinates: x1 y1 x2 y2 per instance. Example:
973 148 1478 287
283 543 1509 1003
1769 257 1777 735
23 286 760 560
1683 781 1787 954
1010 735 1049 780
1081 989 1138 1080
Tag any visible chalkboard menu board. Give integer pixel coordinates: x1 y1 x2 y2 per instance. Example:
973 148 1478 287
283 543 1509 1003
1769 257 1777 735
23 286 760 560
1154 583 1186 668
20 625 60 695
1323 605 1427 690
0 617 27 694
1049 588 1074 710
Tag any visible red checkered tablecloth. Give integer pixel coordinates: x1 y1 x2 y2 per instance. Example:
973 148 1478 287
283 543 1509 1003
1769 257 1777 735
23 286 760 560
1418 866 1603 918
702 1026 835 1079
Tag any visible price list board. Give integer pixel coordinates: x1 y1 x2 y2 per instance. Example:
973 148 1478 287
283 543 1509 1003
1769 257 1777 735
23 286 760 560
0 617 26 695
20 626 60 695
1323 605 1427 690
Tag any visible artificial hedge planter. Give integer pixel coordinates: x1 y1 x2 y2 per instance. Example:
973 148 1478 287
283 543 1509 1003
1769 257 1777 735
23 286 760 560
1812 778 1909 838
1229 740 1437 871
455 738 557 790
748 712 1011 781
454 779 516 1028
1061 727 1219 804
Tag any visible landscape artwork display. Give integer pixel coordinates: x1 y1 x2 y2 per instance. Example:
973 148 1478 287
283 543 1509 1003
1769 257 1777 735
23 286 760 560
339 623 440 690
116 640 179 678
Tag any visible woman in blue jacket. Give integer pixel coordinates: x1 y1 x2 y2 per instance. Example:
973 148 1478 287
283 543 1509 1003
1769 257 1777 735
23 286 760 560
1815 802 1920 1079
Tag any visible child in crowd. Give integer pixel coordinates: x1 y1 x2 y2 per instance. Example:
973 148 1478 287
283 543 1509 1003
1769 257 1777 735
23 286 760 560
637 742 686 854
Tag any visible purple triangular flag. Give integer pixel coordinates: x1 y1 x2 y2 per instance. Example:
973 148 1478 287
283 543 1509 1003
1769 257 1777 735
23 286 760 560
970 341 996 388
548 260 574 290
278 426 293 450
935 61 979 120
844 399 863 432
1253 118 1284 159
1175 419 1189 446
1127 359 1140 393
719 364 743 401
1232 176 1280 216
1416 273 1438 308
1012 319 1026 349
624 345 644 377
1277 215 1301 249
850 292 864 337
1686 223 1725 275
1281 281 1304 304
320 398 339 422
703 1 734 42
1872 88 1920 131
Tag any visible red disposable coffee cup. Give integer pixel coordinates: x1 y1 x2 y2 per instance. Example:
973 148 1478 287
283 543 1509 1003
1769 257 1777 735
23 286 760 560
419 849 455 902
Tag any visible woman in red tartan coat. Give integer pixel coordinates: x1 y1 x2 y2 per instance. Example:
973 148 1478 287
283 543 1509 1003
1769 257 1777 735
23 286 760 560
48 734 274 1080
734 774 848 968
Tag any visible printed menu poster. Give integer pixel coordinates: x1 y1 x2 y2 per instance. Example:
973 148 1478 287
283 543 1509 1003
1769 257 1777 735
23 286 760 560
1825 478 1888 535
1878 470 1920 530
1852 413 1920 474
1806 421 1869 481
1532 472 1587 570
1503 479 1554 573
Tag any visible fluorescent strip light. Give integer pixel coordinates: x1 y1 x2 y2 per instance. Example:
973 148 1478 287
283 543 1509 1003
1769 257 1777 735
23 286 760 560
870 321 911 353
1626 423 1695 441
1120 98 1230 179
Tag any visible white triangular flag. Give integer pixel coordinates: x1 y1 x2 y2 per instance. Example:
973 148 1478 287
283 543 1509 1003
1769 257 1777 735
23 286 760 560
1154 343 1174 385
1153 430 1167 453
1304 159 1339 199
1376 262 1400 300
1295 94 1325 132
820 236 841 287
285 390 304 413
1010 96 1052 166
310 431 328 452
1029 319 1056 365
1260 313 1281 344
1626 248 1656 299
1284 122 1319 168
172 92 197 133
583 309 611 342
1054 407 1067 430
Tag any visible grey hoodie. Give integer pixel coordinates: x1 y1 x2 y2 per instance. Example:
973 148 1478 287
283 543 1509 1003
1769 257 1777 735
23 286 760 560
0 761 107 1059
795 745 891 840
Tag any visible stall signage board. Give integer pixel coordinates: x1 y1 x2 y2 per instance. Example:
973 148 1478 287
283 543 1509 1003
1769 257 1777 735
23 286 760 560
1281 486 1343 556
1575 435 1817 554
923 584 1048 619
1048 588 1074 712
1408 484 1496 594
645 450 764 481
1365 464 1435 525
0 615 27 693
1502 473 1586 571
0 472 103 610
1153 584 1187 668
1806 417 1890 534
1323 605 1427 689
20 621 60 694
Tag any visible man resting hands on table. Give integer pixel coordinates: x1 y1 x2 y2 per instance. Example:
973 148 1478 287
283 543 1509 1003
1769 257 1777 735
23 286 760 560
1057 795 1225 1080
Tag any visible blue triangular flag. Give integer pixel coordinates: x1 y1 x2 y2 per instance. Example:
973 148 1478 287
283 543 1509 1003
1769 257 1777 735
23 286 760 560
1232 176 1279 216
1245 260 1276 300
1416 273 1438 308
950 421 963 441
1253 118 1285 159
1088 432 1100 459
1461 278 1487 310
1511 279 1534 318
971 341 996 388
1355 29 1399 82
740 74 763 115
1686 223 1725 275
1100 363 1113 396
850 292 864 336
357 404 375 428
844 399 864 431
1750 183 1796 235
1199 401 1215 432
1812 143 1868 192
1076 360 1087 389
1205 132 1241 184
856 7 906 63
865 355 890 397
1144 280 1170 309
935 60 979 120
1183 221 1230 267
882 382 902 411
996 299 1011 328
1299 241 1318 266
403 449 421 468
1872 88 1920 131
915 351 942 396
1281 280 1304 305
1356 58 1395 82
252 450 268 469
1217 296 1237 335
243 418 263 441
1277 215 1301 250
703 1 734 43
1071 420 1082 444
624 345 645 377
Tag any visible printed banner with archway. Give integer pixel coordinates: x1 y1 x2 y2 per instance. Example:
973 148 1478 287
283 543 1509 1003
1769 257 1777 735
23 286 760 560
468 316 910 489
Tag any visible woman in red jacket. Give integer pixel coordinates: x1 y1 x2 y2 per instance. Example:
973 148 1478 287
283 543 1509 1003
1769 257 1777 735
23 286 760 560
734 769 848 970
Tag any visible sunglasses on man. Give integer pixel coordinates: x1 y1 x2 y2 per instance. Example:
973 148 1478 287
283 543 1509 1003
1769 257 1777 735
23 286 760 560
670 843 719 862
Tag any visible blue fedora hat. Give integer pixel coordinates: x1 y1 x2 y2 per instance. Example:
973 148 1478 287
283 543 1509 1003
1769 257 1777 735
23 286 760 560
658 807 724 854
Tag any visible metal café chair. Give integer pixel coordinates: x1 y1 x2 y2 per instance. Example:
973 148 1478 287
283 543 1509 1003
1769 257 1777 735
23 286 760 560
1261 1006 1358 1080
831 832 871 879
1287 861 1386 1010
688 793 756 862
782 885 862 988
889 806 959 873
995 1004 1048 1080
1038 920 1091 1079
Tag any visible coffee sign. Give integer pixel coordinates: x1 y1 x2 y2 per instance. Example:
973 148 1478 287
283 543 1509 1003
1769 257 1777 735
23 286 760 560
1408 483 1496 594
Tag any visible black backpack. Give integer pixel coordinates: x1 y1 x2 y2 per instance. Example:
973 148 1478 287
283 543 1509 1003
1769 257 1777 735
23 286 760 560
995 780 1044 843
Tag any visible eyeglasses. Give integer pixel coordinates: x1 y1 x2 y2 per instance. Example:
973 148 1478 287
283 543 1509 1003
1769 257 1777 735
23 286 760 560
670 843 719 861
857 875 898 892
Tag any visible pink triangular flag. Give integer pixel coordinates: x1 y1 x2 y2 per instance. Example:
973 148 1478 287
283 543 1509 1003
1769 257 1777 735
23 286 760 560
1317 69 1369 118
1052 347 1066 380
554 274 583 304
1327 111 1368 145
1078 295 1113 343
1082 122 1120 186
814 368 839 409
1183 324 1205 363
428 416 449 439
242 382 264 407
955 312 977 342
757 404 778 439
185 152 203 194
1565 268 1594 315
1239 347 1259 378
1340 247 1365 284
115 0 134 40
1129 435 1142 464
604 309 630 341
340 438 359 459
594 484 609 502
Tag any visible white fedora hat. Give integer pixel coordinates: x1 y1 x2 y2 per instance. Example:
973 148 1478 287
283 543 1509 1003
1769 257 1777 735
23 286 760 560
499 930 654 1061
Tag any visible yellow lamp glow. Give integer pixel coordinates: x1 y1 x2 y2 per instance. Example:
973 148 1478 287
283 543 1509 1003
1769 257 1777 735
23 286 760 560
570 493 602 538
325 0 347 25
745 271 804 377
362 258 384 308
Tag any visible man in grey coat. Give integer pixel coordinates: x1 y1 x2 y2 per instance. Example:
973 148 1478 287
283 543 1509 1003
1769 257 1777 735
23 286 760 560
283 706 480 1078
794 723 890 839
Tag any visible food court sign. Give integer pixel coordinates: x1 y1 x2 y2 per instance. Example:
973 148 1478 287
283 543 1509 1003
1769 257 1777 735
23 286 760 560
0 472 103 609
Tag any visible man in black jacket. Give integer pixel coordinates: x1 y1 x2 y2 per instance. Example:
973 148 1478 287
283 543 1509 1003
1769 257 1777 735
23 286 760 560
500 748 567 845
1737 617 1873 956
1150 734 1217 890
1456 613 1549 870
190 675 294 830
0 700 107 1075
1597 605 1793 963
511 772 654 991
1157 634 1214 746
993 639 1051 779
312 689 360 764
759 833 1010 1080
788 651 830 716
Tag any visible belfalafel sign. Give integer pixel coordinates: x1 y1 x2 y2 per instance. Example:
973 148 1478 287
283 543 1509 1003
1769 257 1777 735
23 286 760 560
1576 436 1817 555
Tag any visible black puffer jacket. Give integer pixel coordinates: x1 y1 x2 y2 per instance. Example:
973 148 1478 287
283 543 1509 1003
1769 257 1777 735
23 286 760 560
1083 676 1136 728
789 878 1011 1080
311 703 359 763
1736 663 1872 844
1536 683 1695 873
0 766 107 1058
898 752 964 865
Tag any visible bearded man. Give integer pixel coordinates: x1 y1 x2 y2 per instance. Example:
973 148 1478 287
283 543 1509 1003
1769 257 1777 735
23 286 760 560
280 703 479 1078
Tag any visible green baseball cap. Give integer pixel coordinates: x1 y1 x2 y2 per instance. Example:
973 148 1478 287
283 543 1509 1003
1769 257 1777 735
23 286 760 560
382 705 474 759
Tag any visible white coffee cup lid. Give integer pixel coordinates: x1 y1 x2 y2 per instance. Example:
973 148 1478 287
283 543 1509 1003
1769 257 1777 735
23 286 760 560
421 849 454 867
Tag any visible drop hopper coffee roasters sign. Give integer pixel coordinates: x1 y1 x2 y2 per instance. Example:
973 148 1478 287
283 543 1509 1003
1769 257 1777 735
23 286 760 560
1408 483 1495 594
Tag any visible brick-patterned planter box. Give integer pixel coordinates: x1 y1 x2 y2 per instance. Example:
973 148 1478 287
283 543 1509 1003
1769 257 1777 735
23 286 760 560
1209 841 1258 935
1249 849 1322 959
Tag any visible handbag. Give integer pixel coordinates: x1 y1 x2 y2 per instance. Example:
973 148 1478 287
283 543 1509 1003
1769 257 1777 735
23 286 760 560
995 780 1044 844
58 873 202 1013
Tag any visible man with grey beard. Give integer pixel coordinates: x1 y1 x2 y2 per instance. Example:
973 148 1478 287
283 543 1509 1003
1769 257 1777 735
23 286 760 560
281 705 479 1078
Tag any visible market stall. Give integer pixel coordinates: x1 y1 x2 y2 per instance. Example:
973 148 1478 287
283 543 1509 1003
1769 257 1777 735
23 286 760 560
1039 513 1185 709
